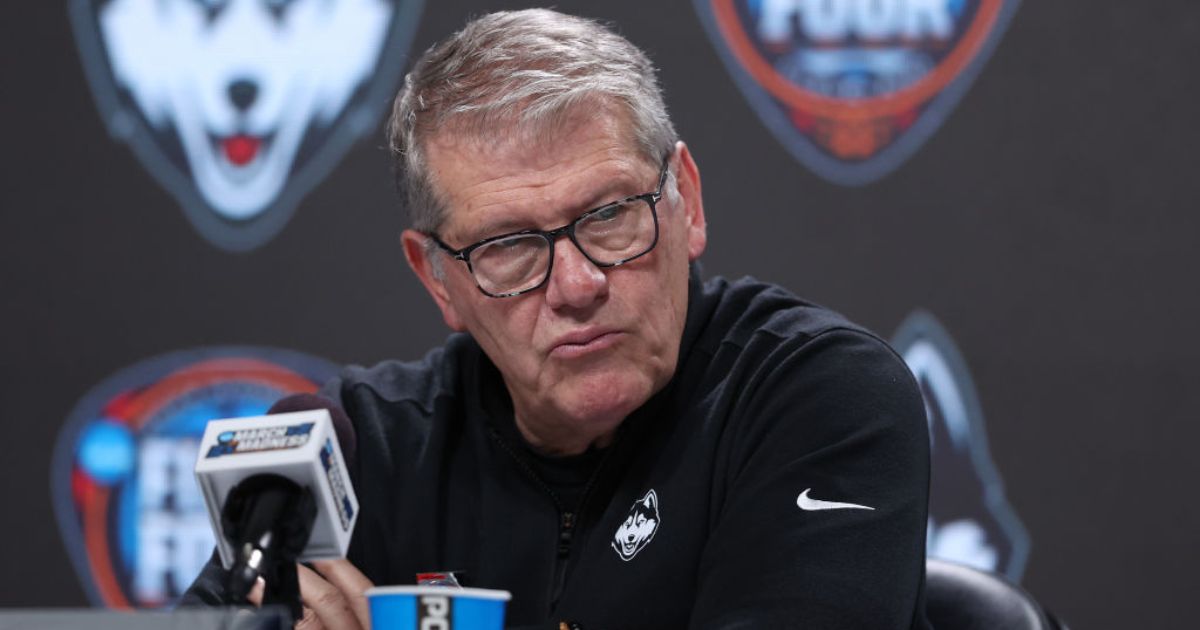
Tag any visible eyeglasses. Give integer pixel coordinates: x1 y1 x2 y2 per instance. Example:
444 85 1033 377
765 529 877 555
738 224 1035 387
430 157 670 298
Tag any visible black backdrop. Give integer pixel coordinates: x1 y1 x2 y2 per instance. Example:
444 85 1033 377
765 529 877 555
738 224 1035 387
3 1 1199 628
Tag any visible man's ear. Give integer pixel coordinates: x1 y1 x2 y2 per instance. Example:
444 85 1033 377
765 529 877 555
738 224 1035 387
401 229 466 331
674 141 707 261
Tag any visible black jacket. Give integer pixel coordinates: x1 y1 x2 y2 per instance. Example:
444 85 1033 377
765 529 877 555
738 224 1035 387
184 272 932 629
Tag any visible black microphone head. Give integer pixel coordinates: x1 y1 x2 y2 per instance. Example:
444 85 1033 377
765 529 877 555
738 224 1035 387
267 393 356 469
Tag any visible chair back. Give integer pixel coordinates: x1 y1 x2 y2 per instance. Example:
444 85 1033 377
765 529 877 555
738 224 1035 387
925 559 1066 630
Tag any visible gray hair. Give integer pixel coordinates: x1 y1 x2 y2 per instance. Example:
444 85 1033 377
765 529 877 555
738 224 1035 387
387 8 679 235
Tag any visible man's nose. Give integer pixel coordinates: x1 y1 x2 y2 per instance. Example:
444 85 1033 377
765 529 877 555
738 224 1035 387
545 239 607 310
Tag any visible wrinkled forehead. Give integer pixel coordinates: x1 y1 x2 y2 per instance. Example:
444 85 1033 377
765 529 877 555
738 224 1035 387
433 97 642 165
422 102 653 226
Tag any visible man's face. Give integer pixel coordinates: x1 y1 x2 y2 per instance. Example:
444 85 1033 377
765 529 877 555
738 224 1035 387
402 111 706 454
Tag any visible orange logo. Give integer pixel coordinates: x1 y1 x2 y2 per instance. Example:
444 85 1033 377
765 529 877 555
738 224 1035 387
695 0 1021 184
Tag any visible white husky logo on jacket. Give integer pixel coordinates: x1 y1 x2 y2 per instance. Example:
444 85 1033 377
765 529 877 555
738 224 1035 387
71 0 422 250
613 489 660 561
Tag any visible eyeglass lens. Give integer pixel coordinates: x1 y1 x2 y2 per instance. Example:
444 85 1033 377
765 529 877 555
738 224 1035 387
470 197 656 296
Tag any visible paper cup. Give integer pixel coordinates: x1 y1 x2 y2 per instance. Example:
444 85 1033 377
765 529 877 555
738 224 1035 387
366 585 511 630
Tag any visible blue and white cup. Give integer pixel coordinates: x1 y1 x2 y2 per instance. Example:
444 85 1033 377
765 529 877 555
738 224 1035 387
366 585 511 629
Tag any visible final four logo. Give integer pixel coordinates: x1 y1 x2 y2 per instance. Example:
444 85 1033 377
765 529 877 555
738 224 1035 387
69 0 425 251
51 347 338 608
694 0 1020 185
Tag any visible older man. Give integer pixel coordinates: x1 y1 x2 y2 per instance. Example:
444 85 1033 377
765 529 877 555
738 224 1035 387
185 9 931 629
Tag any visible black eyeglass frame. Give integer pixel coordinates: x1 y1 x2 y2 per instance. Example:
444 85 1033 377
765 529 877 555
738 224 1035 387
429 156 671 298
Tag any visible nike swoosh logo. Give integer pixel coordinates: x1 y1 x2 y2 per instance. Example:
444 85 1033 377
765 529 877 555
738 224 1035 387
796 488 875 511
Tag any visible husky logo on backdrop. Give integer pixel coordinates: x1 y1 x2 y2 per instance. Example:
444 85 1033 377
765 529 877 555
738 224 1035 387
694 0 1020 185
51 347 337 608
612 489 661 561
68 0 425 251
892 311 1030 580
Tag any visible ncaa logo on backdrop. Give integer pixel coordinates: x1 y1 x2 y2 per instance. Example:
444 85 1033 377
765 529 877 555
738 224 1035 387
51 347 338 608
892 311 1030 580
68 0 425 251
694 0 1020 185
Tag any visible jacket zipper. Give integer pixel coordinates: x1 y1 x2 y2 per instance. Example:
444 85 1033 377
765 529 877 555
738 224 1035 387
548 452 609 609
487 428 572 612
552 511 576 604
558 511 576 557
487 427 614 614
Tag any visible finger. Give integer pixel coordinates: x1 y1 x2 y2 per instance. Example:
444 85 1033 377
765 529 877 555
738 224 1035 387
310 558 375 629
293 605 326 630
246 577 266 607
297 562 364 630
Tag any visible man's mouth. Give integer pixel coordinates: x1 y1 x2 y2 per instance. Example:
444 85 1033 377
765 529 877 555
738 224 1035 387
549 329 623 360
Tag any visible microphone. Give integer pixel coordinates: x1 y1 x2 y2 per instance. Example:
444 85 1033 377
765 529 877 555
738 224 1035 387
194 394 360 618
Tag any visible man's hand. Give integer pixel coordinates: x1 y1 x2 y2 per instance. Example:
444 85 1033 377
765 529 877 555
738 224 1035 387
247 559 374 630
